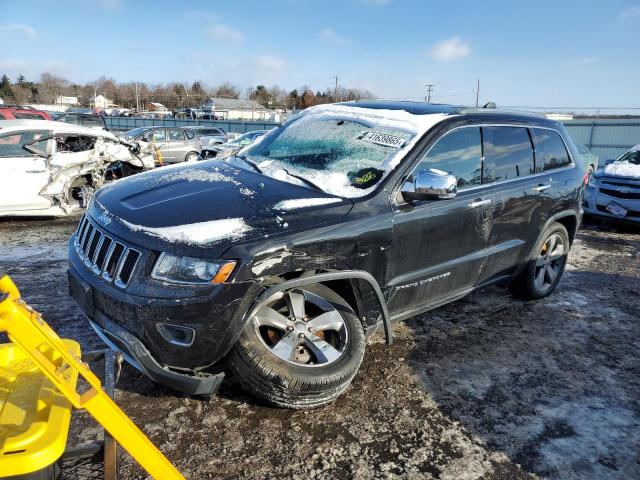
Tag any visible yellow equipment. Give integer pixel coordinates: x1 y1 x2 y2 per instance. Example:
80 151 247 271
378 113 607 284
0 270 185 480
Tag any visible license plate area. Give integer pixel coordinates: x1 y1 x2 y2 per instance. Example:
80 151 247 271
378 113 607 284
606 202 628 218
68 269 94 316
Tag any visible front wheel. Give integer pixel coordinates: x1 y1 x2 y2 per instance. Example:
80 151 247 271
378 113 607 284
509 222 570 300
228 283 365 409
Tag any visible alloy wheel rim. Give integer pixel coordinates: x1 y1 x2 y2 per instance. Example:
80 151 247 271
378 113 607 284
252 289 348 367
534 233 565 292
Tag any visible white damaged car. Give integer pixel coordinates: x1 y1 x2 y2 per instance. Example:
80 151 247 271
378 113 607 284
0 120 156 217
584 143 640 223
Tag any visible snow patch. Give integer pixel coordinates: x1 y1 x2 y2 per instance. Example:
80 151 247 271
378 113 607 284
160 169 240 185
120 217 251 245
603 161 640 179
274 197 342 210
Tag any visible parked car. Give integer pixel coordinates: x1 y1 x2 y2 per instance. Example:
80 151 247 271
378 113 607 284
54 112 107 131
0 119 155 217
67 101 584 408
575 143 599 175
0 106 51 120
200 130 267 159
120 126 202 164
584 144 640 223
186 126 228 146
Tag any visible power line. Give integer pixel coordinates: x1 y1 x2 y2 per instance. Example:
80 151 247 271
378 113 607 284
424 84 435 103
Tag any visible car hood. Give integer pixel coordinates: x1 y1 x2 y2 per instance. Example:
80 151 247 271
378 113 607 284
90 161 353 257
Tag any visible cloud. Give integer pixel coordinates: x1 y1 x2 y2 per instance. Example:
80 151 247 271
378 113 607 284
619 5 640 19
0 24 37 39
206 23 244 42
428 37 471 61
319 28 351 46
563 57 598 67
252 54 286 71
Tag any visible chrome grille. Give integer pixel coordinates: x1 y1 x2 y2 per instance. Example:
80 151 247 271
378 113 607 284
74 215 141 288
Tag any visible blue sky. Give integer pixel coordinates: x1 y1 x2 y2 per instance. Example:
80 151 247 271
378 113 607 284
1 0 639 109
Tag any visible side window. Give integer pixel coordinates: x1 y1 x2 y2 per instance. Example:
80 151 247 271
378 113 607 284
531 128 571 171
0 130 51 157
185 129 195 140
62 113 78 125
143 129 166 142
13 112 41 120
168 128 185 141
482 126 535 182
415 127 482 189
55 135 97 153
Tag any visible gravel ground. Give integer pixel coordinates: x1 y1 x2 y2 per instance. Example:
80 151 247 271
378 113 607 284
0 216 638 480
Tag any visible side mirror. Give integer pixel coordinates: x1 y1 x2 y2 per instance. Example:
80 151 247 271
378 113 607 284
401 169 457 202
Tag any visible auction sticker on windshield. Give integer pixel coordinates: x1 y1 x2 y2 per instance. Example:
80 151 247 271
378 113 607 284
358 131 406 149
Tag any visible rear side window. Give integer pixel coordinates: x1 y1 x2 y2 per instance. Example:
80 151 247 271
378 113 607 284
185 129 195 139
483 126 535 182
13 112 42 120
416 127 483 189
531 128 571 171
0 130 51 157
168 128 185 141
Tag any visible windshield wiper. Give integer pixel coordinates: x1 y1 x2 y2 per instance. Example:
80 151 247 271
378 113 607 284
235 154 263 174
282 169 325 193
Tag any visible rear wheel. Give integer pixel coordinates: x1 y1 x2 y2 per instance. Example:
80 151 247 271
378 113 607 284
228 283 365 409
509 222 570 300
185 152 199 162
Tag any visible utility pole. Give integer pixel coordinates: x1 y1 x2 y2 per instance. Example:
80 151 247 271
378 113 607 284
332 75 339 101
475 79 480 108
135 82 140 112
424 84 435 103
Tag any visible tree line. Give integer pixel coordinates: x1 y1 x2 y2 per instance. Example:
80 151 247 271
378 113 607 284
0 72 375 111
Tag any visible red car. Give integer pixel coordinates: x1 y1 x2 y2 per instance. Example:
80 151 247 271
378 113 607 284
0 106 51 120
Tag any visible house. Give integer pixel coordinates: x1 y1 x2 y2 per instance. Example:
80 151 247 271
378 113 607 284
147 102 168 112
55 96 79 107
92 94 114 109
199 97 273 121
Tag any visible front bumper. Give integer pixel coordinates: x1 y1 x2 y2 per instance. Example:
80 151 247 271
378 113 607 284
584 182 640 223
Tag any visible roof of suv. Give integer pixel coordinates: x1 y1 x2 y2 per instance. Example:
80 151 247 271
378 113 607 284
340 100 461 115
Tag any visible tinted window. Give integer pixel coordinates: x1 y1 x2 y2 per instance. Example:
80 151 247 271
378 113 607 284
167 128 185 141
81 115 102 127
13 112 42 120
532 128 571 171
62 114 78 124
416 127 482 189
0 130 50 157
483 126 534 182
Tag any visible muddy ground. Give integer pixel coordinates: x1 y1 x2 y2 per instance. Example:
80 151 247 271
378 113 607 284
0 216 638 480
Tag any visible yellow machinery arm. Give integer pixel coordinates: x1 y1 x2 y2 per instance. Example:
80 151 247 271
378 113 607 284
0 271 185 480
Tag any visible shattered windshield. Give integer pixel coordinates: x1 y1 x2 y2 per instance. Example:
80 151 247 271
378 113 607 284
121 127 148 140
618 146 640 165
243 115 415 197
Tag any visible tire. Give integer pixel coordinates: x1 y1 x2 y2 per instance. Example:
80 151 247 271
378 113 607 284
228 283 366 409
185 152 199 162
509 222 570 300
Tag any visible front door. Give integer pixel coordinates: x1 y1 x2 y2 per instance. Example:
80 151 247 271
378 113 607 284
0 130 53 213
166 128 188 162
386 126 496 317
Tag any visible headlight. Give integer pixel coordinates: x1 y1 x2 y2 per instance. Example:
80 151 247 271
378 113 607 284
587 173 597 187
151 253 237 285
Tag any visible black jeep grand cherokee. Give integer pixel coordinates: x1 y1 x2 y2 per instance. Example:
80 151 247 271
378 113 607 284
68 101 584 408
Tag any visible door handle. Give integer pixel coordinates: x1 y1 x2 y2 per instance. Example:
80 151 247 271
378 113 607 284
533 184 551 192
469 199 492 208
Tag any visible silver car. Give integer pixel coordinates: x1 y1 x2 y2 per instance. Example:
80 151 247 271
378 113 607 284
121 126 202 164
186 126 228 146
575 143 599 175
200 130 267 160
584 144 640 223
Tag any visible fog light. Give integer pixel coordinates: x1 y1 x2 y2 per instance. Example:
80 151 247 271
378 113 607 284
156 323 195 347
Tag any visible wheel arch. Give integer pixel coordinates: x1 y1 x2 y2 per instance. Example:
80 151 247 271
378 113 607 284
245 270 392 346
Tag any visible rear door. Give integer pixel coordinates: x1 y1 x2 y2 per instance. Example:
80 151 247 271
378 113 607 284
0 130 53 212
166 128 188 162
476 126 543 283
387 126 495 316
